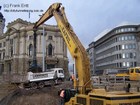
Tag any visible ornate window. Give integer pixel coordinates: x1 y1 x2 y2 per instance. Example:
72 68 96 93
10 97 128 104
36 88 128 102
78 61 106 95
48 44 53 56
29 44 33 56
0 43 2 48
11 46 13 57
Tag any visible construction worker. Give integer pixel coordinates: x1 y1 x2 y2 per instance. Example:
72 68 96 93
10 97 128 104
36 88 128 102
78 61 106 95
71 74 75 83
126 83 131 92
60 89 65 105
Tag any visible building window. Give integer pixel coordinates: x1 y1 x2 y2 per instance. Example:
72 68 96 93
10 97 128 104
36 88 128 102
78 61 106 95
3 42 5 47
11 46 13 57
118 45 121 50
0 53 1 60
131 35 135 40
122 53 125 58
134 62 137 67
3 52 5 59
121 44 136 50
132 44 136 49
122 62 126 67
125 53 129 58
125 45 129 49
1 64 4 74
0 43 2 48
118 35 135 41
121 52 136 59
119 54 122 59
0 64 4 75
29 44 33 56
8 63 11 73
120 63 122 67
124 36 128 40
133 52 136 58
128 36 132 40
48 44 53 56
121 36 125 40
122 45 125 49
10 39 13 44
48 36 53 40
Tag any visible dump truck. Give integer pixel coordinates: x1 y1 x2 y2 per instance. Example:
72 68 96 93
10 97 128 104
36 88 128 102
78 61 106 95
11 68 64 88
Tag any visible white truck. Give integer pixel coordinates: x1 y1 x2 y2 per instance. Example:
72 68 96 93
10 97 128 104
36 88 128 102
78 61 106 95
48 68 65 81
11 68 65 89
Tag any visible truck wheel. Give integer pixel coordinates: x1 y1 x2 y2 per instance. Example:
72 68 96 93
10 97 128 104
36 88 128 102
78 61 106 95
38 82 45 88
51 80 55 86
30 82 37 89
55 79 58 85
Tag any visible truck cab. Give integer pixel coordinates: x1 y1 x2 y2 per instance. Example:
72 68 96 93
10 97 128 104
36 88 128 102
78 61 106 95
49 68 65 81
129 67 140 80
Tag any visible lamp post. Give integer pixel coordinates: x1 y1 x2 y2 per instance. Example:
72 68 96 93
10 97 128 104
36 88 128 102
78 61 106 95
39 14 46 72
42 25 45 72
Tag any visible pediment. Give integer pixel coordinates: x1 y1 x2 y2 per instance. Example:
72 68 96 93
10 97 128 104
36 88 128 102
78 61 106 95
5 27 18 34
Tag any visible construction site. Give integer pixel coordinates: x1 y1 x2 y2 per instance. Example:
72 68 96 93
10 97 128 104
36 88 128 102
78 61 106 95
0 1 140 105
0 77 140 105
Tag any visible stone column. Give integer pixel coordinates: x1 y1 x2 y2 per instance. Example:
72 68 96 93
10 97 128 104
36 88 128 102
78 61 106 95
22 31 27 74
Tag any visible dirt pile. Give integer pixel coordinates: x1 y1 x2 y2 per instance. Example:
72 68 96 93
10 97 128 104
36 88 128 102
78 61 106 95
2 81 73 105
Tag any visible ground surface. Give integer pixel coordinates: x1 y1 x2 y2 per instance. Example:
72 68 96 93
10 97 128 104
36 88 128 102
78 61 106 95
0 80 140 105
0 81 73 105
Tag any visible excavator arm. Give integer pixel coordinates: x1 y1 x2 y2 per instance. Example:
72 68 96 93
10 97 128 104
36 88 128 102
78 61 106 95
32 3 140 105
34 3 61 28
33 3 92 94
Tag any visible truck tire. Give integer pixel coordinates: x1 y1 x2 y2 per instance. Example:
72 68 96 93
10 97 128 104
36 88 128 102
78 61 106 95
30 82 38 89
38 82 45 88
51 80 55 86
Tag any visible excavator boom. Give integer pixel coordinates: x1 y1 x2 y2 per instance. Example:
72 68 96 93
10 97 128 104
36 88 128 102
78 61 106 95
33 3 91 94
34 3 61 28
33 3 140 105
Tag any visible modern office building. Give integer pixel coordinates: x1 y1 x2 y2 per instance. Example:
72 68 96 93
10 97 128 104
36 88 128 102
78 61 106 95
0 18 69 82
87 42 94 76
88 23 140 75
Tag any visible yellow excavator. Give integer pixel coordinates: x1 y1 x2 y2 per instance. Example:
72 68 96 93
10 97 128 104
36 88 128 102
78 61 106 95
33 3 140 105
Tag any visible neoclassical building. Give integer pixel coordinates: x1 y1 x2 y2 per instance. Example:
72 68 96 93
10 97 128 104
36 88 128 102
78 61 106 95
0 12 5 35
0 18 69 81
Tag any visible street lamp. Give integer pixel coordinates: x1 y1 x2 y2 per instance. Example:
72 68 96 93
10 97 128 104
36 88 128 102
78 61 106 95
39 15 46 72
42 25 45 72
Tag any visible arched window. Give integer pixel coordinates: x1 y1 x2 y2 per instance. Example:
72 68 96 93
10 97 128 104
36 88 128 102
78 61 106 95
29 44 33 56
48 44 53 56
11 46 13 57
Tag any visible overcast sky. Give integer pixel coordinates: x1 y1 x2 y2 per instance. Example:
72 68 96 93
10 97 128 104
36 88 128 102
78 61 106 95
1 0 140 67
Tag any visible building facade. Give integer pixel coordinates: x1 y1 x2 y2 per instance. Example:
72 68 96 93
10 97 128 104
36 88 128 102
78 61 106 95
87 42 94 76
0 18 69 81
88 24 140 75
0 12 5 35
